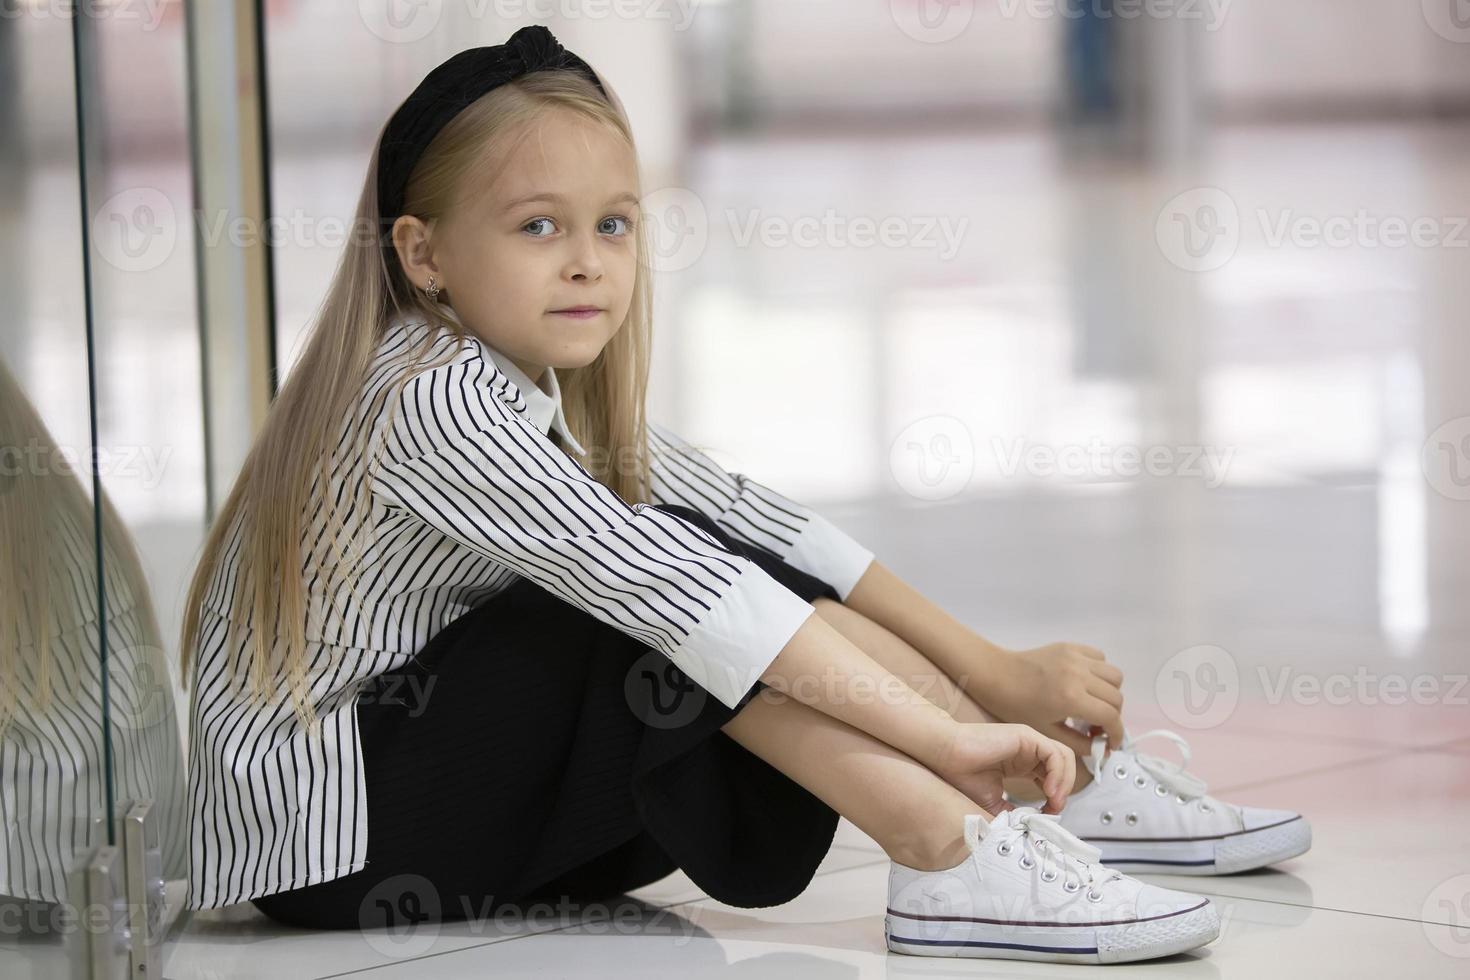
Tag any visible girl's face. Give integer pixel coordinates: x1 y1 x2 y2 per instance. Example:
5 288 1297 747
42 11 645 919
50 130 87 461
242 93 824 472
432 110 640 385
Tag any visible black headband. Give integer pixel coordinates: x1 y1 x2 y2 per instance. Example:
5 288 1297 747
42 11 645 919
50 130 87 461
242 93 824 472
375 24 607 228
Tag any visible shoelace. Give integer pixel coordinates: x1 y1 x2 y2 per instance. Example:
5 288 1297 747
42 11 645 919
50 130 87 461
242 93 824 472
1088 727 1209 800
981 806 1123 895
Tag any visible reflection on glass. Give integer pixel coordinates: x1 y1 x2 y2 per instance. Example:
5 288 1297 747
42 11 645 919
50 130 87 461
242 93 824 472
0 355 189 899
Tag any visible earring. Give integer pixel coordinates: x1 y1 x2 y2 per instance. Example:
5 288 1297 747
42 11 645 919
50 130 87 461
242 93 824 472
424 274 442 302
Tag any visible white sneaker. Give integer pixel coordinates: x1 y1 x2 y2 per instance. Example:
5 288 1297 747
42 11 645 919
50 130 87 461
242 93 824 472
885 805 1220 964
1054 728 1312 874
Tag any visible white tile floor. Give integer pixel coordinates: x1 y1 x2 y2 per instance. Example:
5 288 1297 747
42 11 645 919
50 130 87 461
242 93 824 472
155 118 1470 977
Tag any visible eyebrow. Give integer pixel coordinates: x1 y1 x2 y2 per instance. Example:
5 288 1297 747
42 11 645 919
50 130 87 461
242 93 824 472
498 191 640 213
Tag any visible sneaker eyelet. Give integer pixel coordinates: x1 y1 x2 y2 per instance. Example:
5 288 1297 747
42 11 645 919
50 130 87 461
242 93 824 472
1155 784 1169 797
1199 802 1212 813
1019 855 1034 870
997 842 1012 855
1041 869 1057 882
1063 879 1081 892
1176 794 1188 804
1125 812 1139 826
1086 888 1103 902
1134 775 1147 789
1113 765 1128 779
1099 811 1113 825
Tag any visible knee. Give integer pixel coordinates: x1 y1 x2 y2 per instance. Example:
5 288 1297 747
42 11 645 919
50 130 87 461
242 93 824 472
811 596 844 619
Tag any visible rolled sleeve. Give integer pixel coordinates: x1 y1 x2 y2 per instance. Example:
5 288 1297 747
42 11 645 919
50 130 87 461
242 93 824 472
370 372 820 709
662 556 816 708
647 420 875 601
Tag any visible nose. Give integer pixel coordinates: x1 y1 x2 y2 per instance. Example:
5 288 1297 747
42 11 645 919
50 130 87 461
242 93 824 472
564 230 604 281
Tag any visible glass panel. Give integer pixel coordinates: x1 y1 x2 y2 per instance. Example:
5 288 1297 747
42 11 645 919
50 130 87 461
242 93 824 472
85 0 198 950
0 9 113 976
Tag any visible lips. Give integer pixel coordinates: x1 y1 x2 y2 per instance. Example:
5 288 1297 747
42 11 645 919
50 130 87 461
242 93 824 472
550 306 603 314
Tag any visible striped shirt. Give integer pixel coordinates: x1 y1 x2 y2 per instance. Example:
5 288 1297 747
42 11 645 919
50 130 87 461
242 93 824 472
183 311 875 910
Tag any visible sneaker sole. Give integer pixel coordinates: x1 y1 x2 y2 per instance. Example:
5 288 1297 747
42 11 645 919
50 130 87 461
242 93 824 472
884 898 1220 964
1087 814 1311 874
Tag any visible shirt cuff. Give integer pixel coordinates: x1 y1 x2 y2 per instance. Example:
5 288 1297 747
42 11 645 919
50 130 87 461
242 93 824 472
663 560 817 710
786 510 876 602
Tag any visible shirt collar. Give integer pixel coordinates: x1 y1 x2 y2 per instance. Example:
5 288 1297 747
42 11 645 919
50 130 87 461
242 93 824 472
479 343 589 456
387 308 588 456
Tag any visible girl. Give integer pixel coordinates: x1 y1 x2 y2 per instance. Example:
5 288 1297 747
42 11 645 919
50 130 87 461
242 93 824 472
176 25 1305 965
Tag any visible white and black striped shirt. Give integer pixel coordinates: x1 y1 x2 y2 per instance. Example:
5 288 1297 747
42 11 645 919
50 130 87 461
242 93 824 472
183 311 875 910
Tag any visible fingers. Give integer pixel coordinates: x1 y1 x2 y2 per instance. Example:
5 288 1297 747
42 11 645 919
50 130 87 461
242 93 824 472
1090 659 1125 687
1046 720 1093 759
1086 676 1124 711
1030 730 1074 812
1083 695 1125 747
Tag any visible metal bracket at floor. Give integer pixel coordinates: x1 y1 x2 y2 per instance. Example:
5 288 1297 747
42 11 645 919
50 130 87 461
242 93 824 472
63 799 166 980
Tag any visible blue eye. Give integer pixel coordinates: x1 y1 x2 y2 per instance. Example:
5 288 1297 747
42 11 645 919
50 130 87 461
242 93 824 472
521 215 634 238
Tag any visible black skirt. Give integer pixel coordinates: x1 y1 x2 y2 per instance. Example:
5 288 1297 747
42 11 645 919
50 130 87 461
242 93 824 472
249 503 842 930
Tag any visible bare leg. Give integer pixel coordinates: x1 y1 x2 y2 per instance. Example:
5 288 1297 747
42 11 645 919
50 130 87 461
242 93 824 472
720 684 979 872
806 597 1095 799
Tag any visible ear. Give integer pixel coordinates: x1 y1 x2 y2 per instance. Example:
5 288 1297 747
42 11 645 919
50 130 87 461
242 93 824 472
390 214 442 292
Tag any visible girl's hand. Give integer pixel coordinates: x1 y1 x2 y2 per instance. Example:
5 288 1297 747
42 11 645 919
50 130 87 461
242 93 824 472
929 722 1076 816
966 642 1126 757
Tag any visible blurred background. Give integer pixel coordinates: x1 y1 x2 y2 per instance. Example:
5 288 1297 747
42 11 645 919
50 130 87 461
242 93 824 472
2 1 1468 977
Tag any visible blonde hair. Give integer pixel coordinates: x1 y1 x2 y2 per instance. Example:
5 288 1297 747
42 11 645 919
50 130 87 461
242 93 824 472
177 66 658 734
0 358 165 737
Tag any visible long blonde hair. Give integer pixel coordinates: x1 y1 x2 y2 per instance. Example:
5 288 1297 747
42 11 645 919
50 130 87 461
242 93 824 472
177 67 658 733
